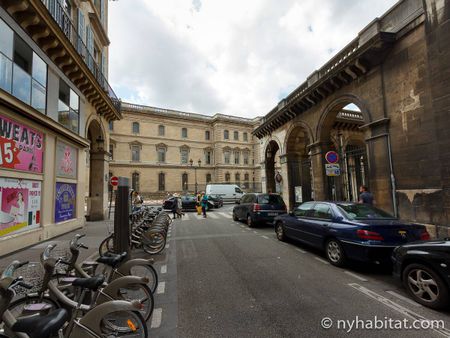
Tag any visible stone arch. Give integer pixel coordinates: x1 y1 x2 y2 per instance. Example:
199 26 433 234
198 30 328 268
262 135 283 156
264 139 281 194
316 94 372 142
283 121 314 154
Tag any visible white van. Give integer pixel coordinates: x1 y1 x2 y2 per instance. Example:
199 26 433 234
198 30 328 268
206 184 244 202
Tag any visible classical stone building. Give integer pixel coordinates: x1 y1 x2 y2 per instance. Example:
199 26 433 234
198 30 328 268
0 0 119 255
109 102 261 197
254 0 450 236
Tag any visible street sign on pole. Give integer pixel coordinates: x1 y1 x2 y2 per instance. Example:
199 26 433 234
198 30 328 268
110 176 119 186
325 151 339 164
325 163 341 176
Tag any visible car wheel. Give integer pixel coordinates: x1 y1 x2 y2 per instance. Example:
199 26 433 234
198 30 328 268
402 263 449 309
247 214 254 228
233 212 238 221
275 222 286 241
325 239 346 267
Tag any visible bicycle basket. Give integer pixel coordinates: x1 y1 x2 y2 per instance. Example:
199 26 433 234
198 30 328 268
47 247 73 275
12 262 44 296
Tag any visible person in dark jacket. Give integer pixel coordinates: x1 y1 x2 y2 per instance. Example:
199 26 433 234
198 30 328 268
358 185 374 205
201 193 208 218
171 196 178 219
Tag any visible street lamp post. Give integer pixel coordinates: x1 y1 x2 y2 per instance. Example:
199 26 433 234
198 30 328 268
189 159 202 194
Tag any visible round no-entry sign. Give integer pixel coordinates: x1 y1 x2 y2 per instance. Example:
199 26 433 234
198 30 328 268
110 176 119 186
325 151 339 164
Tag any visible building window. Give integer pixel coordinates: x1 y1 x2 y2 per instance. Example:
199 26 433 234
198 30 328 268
131 144 140 162
234 131 239 140
109 144 113 160
181 128 188 138
224 150 230 164
58 78 79 133
206 173 212 183
244 173 249 183
243 151 249 165
0 19 48 114
235 173 240 183
157 147 166 163
132 122 140 134
109 121 113 131
205 150 212 165
180 148 189 164
243 132 248 142
205 130 210 140
132 172 140 191
158 125 165 136
234 150 240 164
158 173 165 191
182 173 188 191
224 130 229 140
225 173 230 182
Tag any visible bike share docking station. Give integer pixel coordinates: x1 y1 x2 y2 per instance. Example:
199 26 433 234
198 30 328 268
113 177 131 256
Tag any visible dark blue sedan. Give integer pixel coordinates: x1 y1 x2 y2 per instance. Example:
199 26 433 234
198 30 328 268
274 201 430 267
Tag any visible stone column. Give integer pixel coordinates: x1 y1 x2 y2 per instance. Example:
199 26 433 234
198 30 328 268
279 154 289 207
88 150 109 221
309 142 328 201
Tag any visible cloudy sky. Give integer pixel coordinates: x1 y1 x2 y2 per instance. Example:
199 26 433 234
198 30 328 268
108 0 397 118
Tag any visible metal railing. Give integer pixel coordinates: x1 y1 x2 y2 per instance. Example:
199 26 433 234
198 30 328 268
41 0 120 113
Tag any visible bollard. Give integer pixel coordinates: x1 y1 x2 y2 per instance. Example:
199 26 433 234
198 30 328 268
114 177 130 255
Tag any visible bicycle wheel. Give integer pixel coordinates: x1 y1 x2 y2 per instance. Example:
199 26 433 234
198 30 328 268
142 232 166 255
101 310 148 338
99 234 115 257
129 264 158 294
8 295 59 318
119 284 154 322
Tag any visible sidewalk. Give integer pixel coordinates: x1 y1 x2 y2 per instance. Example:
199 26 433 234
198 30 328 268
0 219 112 271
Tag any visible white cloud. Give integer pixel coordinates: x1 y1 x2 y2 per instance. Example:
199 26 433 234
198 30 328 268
108 0 397 117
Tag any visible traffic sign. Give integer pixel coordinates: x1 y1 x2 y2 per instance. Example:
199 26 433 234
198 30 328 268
110 176 119 186
325 151 339 164
325 163 341 176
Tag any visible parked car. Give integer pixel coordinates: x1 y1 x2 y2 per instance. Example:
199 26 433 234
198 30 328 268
233 193 286 227
163 195 214 211
274 201 431 267
206 184 244 202
208 195 223 208
392 240 450 309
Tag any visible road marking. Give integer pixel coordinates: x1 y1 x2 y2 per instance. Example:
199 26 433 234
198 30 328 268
150 308 162 328
157 281 166 294
262 235 269 239
194 214 203 219
385 290 422 307
314 257 330 265
184 214 190 221
208 213 219 219
219 212 232 218
165 244 170 249
344 271 368 282
160 265 167 274
295 248 306 253
349 283 450 337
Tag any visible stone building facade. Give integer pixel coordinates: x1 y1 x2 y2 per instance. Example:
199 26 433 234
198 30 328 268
254 0 450 236
0 0 119 255
109 103 261 197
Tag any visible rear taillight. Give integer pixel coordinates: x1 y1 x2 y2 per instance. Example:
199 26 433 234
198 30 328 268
420 230 431 240
357 229 384 241
253 203 261 212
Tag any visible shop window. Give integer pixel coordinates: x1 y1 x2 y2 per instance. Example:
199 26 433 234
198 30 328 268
58 78 79 132
158 173 165 191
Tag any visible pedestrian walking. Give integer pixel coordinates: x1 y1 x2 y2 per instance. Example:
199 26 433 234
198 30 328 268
172 195 179 219
201 193 208 218
196 192 202 215
132 191 143 212
176 195 183 218
358 185 374 205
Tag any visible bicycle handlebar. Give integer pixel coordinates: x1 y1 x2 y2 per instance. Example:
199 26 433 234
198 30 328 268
1 260 28 278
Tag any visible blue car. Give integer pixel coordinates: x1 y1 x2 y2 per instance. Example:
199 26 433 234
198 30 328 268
274 201 430 267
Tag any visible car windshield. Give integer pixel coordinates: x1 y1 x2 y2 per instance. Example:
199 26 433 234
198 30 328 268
257 194 285 205
337 203 395 220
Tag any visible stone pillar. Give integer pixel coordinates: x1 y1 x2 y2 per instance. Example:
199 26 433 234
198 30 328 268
279 154 289 206
260 161 267 193
309 142 328 201
88 150 109 221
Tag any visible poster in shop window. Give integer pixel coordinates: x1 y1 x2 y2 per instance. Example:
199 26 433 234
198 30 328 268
55 141 77 179
0 178 41 237
0 114 44 173
55 182 76 223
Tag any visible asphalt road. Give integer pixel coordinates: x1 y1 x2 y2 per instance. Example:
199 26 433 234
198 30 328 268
150 204 450 338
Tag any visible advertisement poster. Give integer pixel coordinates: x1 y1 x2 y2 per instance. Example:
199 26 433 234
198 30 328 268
0 178 41 237
55 182 76 222
55 141 77 179
0 114 44 173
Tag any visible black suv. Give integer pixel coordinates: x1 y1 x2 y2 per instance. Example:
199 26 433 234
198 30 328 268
233 193 286 227
163 195 214 211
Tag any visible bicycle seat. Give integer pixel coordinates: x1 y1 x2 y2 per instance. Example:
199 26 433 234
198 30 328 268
12 308 68 338
97 252 127 267
72 276 105 291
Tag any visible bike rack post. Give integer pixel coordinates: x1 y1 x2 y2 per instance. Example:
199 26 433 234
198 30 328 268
114 177 130 255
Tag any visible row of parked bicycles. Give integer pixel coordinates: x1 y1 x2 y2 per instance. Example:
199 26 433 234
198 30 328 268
0 206 171 338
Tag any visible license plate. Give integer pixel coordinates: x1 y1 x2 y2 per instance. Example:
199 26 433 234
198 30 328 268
267 213 278 216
